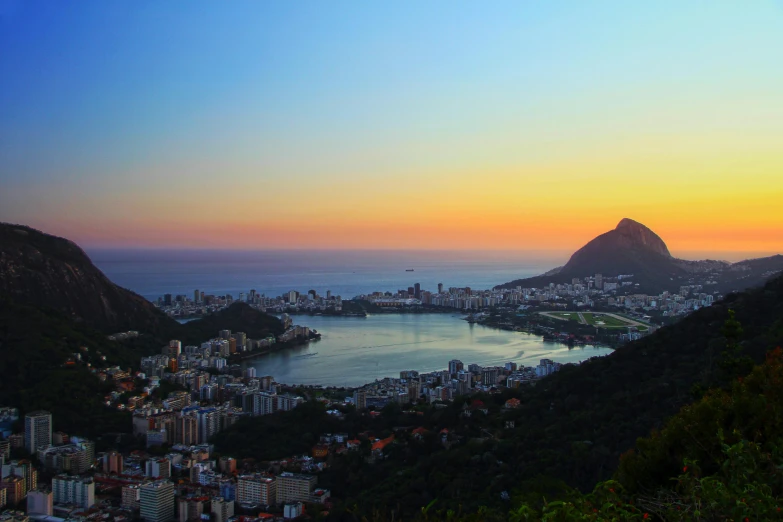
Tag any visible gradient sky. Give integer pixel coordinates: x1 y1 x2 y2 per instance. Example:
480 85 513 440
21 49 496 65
1 1 782 257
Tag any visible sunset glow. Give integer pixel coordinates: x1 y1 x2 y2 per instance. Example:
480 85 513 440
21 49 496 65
1 1 782 257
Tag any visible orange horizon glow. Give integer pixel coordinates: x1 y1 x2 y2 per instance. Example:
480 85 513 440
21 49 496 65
2 3 782 257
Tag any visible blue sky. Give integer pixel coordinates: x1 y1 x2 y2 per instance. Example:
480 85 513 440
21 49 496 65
1 1 782 252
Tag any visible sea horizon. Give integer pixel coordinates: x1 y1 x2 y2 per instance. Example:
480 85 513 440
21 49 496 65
88 247 780 302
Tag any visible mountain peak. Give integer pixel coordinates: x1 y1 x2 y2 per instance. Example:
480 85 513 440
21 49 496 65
553 218 675 284
616 218 644 231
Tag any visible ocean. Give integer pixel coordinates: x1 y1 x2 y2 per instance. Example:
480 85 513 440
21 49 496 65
89 249 562 300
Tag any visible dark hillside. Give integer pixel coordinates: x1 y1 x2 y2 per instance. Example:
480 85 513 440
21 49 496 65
337 274 783 517
0 223 178 334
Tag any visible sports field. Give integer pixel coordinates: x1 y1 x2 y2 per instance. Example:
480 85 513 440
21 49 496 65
539 311 650 331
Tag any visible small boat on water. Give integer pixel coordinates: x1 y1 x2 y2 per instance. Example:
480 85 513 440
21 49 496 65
294 352 318 358
406 269 414 271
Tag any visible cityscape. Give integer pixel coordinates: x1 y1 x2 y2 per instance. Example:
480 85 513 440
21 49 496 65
2 1 783 520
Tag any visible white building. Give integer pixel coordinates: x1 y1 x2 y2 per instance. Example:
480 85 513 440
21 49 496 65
211 497 234 522
237 474 276 506
52 475 95 509
139 480 175 522
27 489 53 516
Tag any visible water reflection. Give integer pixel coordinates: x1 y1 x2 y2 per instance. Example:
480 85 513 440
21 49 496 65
244 314 612 387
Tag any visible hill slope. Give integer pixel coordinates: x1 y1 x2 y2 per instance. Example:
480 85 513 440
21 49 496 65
0 223 176 334
327 273 783 518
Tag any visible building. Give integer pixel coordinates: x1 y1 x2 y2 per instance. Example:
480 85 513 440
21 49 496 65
24 412 51 453
0 476 25 507
121 484 140 510
448 360 464 376
139 480 175 522
1 460 36 494
276 473 317 504
27 489 53 516
177 415 198 445
237 474 276 506
352 389 367 410
38 445 89 474
283 502 303 520
252 392 275 416
51 475 95 509
167 340 182 358
211 497 234 522
145 458 171 480
103 451 124 474
178 496 206 522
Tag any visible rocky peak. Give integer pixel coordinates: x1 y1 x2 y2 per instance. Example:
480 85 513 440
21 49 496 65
613 218 672 257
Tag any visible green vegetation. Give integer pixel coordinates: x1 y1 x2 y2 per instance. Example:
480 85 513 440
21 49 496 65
0 300 132 437
549 312 581 322
341 315 783 521
318 275 783 519
582 312 634 328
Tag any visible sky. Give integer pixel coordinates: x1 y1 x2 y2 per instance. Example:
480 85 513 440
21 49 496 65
1 1 782 258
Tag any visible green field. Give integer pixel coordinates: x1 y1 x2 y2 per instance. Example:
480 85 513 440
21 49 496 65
541 311 650 331
550 312 580 321
581 313 630 328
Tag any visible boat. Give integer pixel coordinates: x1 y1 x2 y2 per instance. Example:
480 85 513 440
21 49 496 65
294 352 318 358
405 269 414 271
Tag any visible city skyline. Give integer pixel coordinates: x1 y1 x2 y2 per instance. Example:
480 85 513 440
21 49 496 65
1 2 782 253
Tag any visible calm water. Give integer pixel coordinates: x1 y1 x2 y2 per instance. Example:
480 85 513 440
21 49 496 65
244 314 612 387
89 249 562 300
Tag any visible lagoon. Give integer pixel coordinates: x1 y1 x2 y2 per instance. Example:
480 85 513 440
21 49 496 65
244 313 612 387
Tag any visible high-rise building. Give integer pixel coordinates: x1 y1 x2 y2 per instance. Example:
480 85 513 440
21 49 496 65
414 283 421 299
276 472 317 503
194 289 200 303
595 274 603 290
103 452 124 474
177 416 198 445
24 411 52 453
27 489 53 516
237 474 276 506
163 294 172 306
448 360 464 376
2 459 37 494
52 475 95 509
139 480 175 522
211 497 234 522
252 392 275 416
437 283 443 294
166 340 181 358
232 332 247 350
0 475 25 507
145 458 171 479
352 389 367 410
121 484 140 510
196 409 220 443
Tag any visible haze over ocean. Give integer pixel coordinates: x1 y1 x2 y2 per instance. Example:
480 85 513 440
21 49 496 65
90 249 559 300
